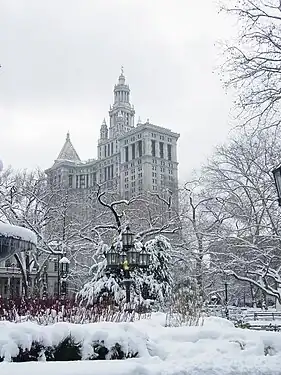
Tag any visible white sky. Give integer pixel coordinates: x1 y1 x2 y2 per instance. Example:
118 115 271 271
0 0 234 181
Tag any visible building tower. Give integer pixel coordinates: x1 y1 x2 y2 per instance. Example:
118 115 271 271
108 67 135 139
99 118 108 142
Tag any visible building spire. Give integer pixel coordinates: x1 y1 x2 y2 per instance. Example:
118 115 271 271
66 131 70 140
118 66 125 85
109 67 135 137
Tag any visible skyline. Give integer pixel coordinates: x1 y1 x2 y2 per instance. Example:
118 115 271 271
0 0 235 182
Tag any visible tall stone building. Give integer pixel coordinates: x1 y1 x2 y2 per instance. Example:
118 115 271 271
45 70 180 200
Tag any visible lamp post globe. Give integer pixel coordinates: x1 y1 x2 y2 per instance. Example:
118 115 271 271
122 226 134 250
59 256 70 276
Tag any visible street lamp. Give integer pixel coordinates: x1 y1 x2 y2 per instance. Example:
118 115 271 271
59 256 70 298
223 274 229 320
273 164 281 206
42 264 48 299
106 226 150 305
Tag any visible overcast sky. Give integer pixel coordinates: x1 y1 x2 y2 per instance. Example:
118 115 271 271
0 0 234 181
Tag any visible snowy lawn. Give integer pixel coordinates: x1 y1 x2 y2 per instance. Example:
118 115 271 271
1 313 281 374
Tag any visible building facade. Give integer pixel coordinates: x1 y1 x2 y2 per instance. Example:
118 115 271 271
45 70 180 200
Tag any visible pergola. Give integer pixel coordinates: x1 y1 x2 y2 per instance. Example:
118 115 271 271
0 223 37 261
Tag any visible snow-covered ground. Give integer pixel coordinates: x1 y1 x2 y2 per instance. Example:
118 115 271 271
1 313 281 374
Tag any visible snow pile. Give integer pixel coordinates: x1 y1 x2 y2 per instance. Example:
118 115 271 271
0 320 155 361
0 223 37 245
1 315 281 374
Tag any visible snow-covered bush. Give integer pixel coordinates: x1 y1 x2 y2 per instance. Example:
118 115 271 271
78 235 172 309
0 321 149 362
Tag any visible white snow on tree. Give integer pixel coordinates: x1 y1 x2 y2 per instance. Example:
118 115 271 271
78 235 172 307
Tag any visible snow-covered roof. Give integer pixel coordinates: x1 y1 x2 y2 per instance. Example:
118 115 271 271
0 222 37 245
56 132 81 163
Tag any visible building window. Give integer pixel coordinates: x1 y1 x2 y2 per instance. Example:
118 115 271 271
111 142 114 154
132 143 136 159
168 137 172 142
160 135 165 140
159 142 164 158
68 175 73 188
151 140 156 157
76 175 79 188
125 171 129 176
138 140 142 157
167 144 172 161
153 159 157 164
125 146 129 162
104 145 107 158
138 159 142 165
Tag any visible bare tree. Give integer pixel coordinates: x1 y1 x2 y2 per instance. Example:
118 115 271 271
221 0 281 129
0 169 82 295
202 126 281 305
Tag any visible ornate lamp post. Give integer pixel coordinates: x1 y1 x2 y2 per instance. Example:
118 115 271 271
106 226 150 305
273 164 281 206
42 264 48 299
59 256 70 298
